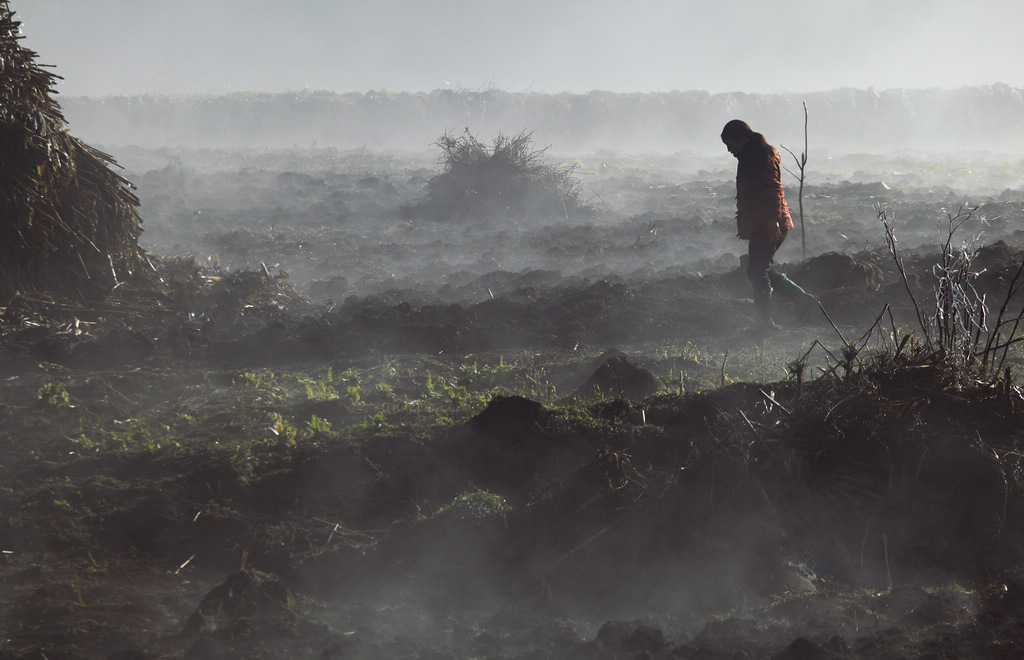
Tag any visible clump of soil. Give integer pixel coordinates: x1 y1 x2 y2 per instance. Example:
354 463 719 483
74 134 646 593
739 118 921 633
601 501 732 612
573 351 662 401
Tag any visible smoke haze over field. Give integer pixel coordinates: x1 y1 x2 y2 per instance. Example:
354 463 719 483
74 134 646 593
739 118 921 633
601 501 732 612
12 0 1024 97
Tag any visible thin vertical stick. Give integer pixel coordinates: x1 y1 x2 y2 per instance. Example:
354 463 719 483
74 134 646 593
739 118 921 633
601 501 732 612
882 533 892 591
781 102 809 258
798 102 808 258
855 513 873 568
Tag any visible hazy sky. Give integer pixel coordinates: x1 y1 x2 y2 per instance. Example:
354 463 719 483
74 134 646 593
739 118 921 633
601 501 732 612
12 0 1024 97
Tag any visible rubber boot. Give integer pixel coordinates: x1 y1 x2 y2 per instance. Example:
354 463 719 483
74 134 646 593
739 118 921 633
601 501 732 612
774 276 818 320
749 291 780 332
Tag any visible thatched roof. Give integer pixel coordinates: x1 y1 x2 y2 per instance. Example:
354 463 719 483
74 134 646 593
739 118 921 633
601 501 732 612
0 2 143 302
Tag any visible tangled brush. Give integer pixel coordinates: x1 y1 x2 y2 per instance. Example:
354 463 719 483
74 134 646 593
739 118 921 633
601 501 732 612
417 129 591 221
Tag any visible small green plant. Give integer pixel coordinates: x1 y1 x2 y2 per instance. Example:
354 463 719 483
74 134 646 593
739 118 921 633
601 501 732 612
514 358 555 400
301 366 338 401
235 368 287 405
716 351 732 387
237 369 274 388
440 489 510 519
458 357 513 389
378 358 398 379
361 410 389 430
440 377 465 408
306 414 333 435
109 417 158 451
267 412 298 445
69 433 103 452
331 367 363 405
174 410 197 429
37 382 70 407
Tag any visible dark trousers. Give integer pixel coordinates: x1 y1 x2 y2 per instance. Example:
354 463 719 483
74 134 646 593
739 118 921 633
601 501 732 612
746 233 787 297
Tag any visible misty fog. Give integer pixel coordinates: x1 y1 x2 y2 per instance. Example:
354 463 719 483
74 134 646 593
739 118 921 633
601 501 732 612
6 2 1024 658
14 0 1024 98
15 0 1019 322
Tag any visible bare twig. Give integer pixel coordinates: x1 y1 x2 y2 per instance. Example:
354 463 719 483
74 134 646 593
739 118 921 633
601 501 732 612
983 254 1024 375
780 101 809 258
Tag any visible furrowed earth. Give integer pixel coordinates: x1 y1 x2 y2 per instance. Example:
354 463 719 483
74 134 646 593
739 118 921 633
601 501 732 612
2 147 1024 659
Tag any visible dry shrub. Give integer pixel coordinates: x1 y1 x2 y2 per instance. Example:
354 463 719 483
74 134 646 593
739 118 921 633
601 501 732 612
416 129 591 221
879 204 1024 382
0 4 144 302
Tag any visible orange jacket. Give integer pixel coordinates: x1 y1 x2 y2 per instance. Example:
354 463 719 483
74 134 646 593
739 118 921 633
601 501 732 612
735 143 793 242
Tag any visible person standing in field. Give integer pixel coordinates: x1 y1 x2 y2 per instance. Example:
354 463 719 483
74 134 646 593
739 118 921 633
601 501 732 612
721 119 816 331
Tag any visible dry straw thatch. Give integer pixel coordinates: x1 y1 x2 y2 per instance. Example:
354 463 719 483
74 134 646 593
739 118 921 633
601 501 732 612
0 2 143 302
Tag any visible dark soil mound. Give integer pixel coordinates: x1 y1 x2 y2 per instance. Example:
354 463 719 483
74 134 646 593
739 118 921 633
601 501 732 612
574 353 662 401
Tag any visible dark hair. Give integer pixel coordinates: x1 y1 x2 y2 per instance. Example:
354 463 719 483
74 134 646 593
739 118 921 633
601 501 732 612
721 119 753 141
721 119 773 154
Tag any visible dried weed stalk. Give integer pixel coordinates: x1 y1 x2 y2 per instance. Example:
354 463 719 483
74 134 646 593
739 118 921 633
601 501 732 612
878 203 1024 382
780 101 809 258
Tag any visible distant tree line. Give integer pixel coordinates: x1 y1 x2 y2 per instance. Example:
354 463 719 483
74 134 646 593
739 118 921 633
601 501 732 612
61 85 1024 155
